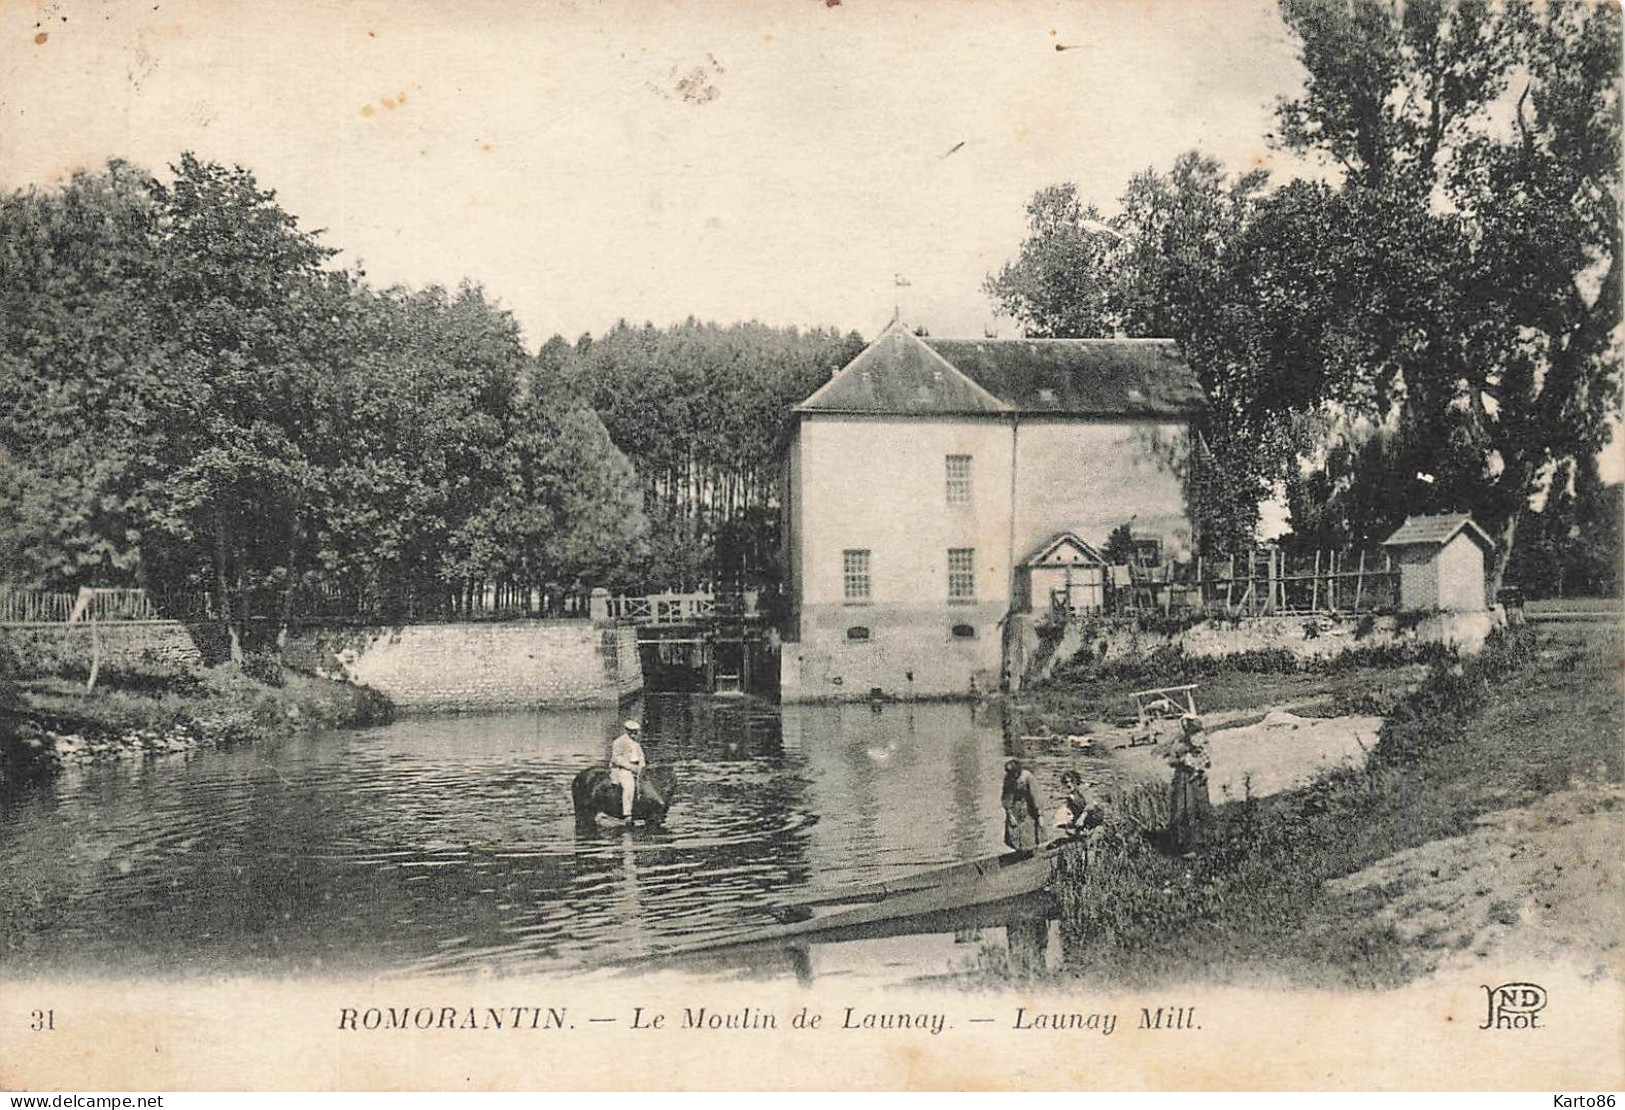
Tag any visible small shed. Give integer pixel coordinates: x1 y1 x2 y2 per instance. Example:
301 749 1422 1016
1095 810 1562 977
1022 531 1107 616
1380 513 1495 612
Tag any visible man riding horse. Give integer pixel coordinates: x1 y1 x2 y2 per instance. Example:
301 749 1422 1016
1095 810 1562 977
608 720 646 826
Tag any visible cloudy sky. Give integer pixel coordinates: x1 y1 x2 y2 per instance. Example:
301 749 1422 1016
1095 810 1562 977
3 0 1314 344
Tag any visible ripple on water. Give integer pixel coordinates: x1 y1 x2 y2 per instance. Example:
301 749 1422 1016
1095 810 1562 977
0 695 1143 977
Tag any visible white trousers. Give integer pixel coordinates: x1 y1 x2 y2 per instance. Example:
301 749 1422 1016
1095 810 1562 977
609 768 636 817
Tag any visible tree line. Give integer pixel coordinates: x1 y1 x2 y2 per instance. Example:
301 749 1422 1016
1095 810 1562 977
540 319 866 594
986 0 1621 596
0 154 858 660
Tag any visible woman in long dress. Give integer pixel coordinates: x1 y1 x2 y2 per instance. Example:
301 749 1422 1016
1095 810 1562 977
1166 715 1212 853
1001 758 1043 855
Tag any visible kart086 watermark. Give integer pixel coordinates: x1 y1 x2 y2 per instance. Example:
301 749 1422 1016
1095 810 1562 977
1480 981 1547 1030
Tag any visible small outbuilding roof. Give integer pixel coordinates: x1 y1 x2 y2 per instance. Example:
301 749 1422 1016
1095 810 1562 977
1380 513 1496 551
1021 531 1107 567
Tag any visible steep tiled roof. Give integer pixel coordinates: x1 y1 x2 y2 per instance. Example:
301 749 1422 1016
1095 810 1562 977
795 321 1010 414
1381 514 1496 550
794 324 1205 417
924 337 1204 417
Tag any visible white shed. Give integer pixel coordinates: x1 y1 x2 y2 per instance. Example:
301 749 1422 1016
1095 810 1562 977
1022 531 1108 617
1380 514 1495 612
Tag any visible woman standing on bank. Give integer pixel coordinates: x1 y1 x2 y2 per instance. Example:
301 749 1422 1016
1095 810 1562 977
1165 714 1212 854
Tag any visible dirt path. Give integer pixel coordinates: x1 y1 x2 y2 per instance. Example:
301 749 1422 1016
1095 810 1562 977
1327 784 1625 980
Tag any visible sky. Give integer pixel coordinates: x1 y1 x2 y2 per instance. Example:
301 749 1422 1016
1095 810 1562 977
1 0 1311 345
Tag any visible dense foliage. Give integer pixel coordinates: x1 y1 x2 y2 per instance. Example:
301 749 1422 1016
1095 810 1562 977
0 156 649 657
987 0 1622 587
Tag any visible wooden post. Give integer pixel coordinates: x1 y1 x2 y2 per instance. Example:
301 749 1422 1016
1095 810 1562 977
1311 550 1321 612
1353 549 1366 611
1329 550 1338 612
85 612 100 692
1266 548 1278 615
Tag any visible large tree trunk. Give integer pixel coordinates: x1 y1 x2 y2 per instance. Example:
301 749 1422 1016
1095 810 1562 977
1486 505 1521 603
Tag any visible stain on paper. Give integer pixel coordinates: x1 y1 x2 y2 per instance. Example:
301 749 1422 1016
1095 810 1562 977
648 54 724 105
361 93 410 119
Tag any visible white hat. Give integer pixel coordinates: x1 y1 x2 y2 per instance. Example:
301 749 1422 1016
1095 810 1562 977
624 720 642 732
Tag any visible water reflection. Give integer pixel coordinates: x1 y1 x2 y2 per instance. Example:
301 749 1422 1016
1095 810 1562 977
0 695 1135 979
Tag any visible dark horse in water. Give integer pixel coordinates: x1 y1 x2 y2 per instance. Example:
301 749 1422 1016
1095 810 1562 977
571 765 676 829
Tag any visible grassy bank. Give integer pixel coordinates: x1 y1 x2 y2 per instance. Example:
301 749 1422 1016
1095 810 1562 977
1037 623 1621 989
0 646 392 786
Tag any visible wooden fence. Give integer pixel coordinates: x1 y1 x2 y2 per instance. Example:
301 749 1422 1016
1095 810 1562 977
0 586 165 624
1099 547 1400 618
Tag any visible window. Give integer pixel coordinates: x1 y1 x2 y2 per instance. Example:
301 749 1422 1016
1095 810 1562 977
948 547 975 603
843 549 871 602
846 626 871 641
951 623 976 639
946 455 972 506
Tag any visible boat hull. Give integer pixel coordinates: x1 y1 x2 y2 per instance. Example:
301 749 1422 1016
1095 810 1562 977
645 845 1063 961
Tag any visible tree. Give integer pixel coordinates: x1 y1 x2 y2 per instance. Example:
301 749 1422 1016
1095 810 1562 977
983 184 1118 339
1102 522 1137 566
1504 457 1624 600
0 161 168 590
502 393 649 598
138 154 337 661
1274 0 1622 592
985 154 1288 550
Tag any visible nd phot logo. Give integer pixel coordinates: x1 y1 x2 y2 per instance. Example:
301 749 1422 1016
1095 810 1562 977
1480 981 1547 1030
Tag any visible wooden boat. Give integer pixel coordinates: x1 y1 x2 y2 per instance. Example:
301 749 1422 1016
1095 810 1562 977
644 843 1064 961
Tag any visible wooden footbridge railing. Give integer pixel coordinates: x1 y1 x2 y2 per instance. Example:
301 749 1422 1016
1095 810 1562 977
598 591 718 626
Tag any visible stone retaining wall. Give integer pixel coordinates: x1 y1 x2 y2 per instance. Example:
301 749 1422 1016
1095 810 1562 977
0 621 203 671
286 621 642 711
1013 608 1506 690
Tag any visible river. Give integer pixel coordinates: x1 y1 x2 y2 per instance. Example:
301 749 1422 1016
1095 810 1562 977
0 696 1143 979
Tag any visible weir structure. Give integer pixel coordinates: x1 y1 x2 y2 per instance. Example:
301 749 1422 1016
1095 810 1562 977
593 589 778 698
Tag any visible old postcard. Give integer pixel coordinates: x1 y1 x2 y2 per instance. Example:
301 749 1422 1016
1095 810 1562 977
1 0 1621 1093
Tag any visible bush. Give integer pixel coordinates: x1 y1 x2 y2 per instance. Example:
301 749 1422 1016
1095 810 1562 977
1373 626 1535 766
239 650 285 687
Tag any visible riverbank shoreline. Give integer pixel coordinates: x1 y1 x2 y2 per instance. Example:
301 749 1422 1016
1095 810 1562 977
977 621 1622 991
1 651 393 787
